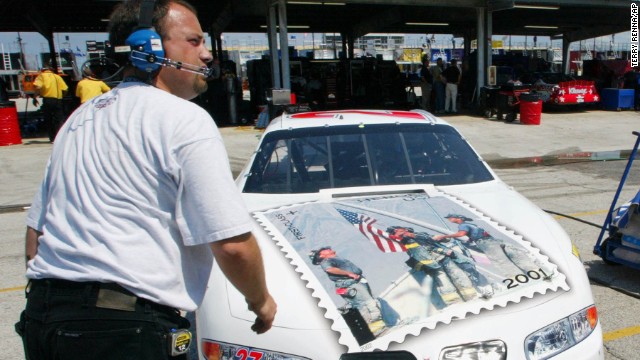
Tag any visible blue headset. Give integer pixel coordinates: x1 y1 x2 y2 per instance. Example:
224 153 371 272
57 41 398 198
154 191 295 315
125 0 164 72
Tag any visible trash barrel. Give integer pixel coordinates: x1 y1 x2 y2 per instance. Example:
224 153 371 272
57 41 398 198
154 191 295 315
0 101 22 146
519 93 542 125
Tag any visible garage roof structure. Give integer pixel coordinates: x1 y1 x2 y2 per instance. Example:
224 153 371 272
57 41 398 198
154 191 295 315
1 0 630 99
1 1 628 41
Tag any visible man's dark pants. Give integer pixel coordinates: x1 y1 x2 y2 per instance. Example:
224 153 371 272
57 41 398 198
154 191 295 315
16 279 190 360
41 98 65 142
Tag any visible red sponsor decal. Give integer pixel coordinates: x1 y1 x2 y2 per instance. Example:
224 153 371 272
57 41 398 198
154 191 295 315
290 110 426 119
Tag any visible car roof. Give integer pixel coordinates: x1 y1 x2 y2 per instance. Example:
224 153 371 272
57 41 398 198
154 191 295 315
264 109 449 133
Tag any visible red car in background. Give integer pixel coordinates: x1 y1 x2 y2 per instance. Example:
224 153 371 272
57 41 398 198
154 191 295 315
529 73 600 105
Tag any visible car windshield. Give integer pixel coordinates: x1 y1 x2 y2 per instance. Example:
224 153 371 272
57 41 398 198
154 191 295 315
243 123 494 194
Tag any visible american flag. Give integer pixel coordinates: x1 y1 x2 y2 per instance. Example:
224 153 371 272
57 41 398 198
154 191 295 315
336 208 407 253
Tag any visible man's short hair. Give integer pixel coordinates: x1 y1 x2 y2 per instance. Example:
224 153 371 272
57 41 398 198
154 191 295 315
107 0 197 66
387 226 414 234
445 214 473 222
82 67 95 78
309 246 331 265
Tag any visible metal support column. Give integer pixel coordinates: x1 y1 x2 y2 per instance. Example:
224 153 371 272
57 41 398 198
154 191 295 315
277 0 290 90
562 34 571 75
45 35 58 70
341 32 348 59
210 29 218 58
485 8 492 71
475 7 486 105
267 3 281 89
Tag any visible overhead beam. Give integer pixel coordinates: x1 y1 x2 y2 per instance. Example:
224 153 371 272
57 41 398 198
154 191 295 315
566 25 630 42
339 0 484 6
515 0 629 7
487 0 514 12
350 7 404 38
209 2 233 34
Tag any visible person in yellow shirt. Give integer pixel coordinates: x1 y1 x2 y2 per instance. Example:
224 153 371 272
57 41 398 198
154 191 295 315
33 66 68 142
75 69 110 104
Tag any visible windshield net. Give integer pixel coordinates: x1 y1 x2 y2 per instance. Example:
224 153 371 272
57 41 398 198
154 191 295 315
244 124 494 194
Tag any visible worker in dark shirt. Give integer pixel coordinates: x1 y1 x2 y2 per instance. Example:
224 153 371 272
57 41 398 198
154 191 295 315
442 59 461 114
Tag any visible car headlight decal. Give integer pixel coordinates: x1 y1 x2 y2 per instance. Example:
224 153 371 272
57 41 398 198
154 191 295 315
439 340 506 360
570 306 598 342
524 305 598 360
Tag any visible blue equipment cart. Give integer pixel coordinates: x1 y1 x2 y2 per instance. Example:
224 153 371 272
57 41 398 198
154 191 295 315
594 131 640 269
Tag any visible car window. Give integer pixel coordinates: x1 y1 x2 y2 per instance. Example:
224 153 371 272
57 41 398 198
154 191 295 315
243 124 494 193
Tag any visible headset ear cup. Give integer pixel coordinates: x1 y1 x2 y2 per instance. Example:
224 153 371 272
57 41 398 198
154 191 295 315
125 29 165 72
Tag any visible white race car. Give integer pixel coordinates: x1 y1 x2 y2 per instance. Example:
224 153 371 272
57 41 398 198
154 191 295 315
196 109 603 360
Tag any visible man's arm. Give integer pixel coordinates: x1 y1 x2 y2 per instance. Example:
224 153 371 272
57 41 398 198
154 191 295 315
433 230 467 241
32 75 44 96
210 232 276 334
25 226 42 268
57 75 68 95
324 267 361 279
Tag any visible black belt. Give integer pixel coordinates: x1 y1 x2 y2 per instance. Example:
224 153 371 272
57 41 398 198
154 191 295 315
29 278 178 314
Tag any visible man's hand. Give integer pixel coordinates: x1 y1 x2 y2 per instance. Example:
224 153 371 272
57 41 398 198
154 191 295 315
210 232 277 334
247 294 277 334
25 226 42 268
433 234 445 241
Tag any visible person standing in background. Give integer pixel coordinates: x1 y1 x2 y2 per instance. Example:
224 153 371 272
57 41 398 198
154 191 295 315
432 58 446 114
419 56 433 111
33 65 68 142
75 69 111 104
443 59 461 114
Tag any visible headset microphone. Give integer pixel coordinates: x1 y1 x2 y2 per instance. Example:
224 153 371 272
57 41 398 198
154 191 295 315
129 50 213 77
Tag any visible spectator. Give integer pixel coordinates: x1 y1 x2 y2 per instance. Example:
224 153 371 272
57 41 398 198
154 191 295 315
419 56 433 111
442 59 461 114
75 68 111 104
432 58 446 114
33 65 68 142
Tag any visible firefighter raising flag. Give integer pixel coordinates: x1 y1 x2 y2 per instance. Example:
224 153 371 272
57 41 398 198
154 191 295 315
336 208 407 253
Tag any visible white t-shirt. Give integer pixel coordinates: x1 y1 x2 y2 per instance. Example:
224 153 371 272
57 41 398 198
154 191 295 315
26 81 253 311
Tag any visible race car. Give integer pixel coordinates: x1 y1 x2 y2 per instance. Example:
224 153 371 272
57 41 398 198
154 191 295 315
529 73 599 105
195 109 603 360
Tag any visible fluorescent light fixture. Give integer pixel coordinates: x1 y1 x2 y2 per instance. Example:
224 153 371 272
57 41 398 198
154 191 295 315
405 22 449 26
514 4 559 10
100 18 110 22
260 25 311 29
288 1 346 4
525 25 559 29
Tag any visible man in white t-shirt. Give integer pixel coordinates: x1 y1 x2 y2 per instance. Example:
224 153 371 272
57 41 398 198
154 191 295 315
16 1 276 359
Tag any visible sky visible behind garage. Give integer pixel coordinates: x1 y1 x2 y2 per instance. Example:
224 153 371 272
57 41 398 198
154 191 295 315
0 30 631 71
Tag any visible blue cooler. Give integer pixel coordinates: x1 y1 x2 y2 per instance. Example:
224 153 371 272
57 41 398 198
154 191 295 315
601 88 635 111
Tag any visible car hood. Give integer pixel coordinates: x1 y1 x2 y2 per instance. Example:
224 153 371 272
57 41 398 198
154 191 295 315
227 182 574 351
